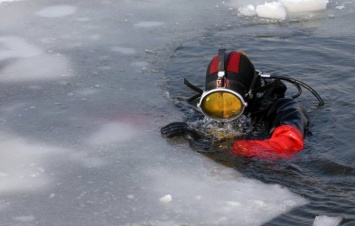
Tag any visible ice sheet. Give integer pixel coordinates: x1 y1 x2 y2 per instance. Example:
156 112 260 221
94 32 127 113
35 5 77 18
1 0 343 225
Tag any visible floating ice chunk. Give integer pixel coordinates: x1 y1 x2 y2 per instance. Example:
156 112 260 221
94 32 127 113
279 0 328 13
134 21 164 28
238 0 328 19
256 1 286 20
35 5 77 18
238 5 257 17
159 194 172 203
313 215 343 226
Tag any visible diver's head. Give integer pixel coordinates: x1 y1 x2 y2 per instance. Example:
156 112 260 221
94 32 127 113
198 49 260 122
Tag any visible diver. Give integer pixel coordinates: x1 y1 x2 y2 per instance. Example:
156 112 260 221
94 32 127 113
161 49 324 159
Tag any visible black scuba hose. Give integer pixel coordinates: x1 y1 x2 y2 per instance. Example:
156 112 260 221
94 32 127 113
265 75 324 106
184 78 203 94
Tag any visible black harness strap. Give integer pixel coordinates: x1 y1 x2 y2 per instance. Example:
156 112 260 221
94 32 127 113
218 49 226 72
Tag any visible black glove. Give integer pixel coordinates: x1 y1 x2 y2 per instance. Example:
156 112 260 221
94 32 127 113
161 122 201 141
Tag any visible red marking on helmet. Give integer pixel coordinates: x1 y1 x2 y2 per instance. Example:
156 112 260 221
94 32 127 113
209 55 219 74
208 52 241 75
226 52 241 73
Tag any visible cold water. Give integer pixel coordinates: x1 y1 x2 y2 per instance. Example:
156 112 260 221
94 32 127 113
164 3 355 225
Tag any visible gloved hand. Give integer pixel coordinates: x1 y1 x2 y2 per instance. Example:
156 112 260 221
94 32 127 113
161 122 201 141
231 125 304 159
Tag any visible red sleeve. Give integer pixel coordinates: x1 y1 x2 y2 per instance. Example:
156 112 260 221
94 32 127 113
230 125 304 159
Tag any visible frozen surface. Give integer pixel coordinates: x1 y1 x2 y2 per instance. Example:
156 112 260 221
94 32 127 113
144 163 308 225
35 5 77 18
0 0 23 2
0 132 66 193
0 31 71 83
0 0 307 224
0 0 351 225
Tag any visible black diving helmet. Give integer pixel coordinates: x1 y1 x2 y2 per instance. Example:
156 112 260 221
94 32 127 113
197 49 259 122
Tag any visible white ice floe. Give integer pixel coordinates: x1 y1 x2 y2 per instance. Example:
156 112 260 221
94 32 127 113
238 5 257 17
237 0 329 20
159 194 172 203
35 5 77 18
149 162 308 225
256 1 287 20
313 215 343 226
280 0 328 13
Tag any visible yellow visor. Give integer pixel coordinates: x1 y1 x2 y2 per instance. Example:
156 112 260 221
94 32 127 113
198 88 247 121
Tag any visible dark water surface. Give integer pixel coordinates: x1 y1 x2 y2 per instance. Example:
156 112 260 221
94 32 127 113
163 9 355 226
